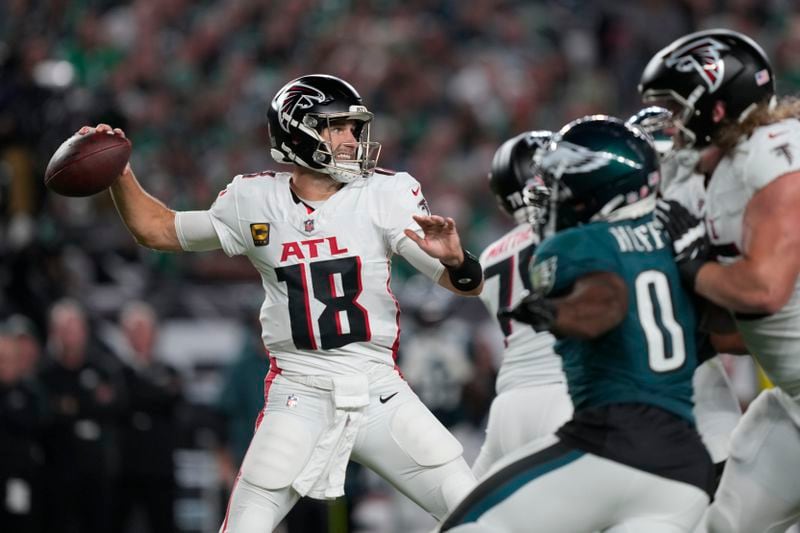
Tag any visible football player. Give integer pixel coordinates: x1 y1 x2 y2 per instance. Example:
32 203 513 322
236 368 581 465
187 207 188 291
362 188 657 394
628 107 743 482
471 131 573 479
438 116 713 533
641 28 800 532
84 74 482 532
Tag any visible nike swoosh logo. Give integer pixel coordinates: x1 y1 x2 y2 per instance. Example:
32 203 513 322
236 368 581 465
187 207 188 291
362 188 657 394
379 392 399 404
411 186 421 196
768 131 787 139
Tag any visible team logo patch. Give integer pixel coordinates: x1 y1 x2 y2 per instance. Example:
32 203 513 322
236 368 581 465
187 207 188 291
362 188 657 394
278 82 327 132
772 143 793 164
530 256 557 294
304 219 315 233
664 37 727 93
542 142 628 175
250 223 270 246
417 198 430 215
286 394 299 408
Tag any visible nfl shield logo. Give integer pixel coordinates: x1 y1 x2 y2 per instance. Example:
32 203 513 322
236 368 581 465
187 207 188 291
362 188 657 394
304 219 315 233
286 394 299 408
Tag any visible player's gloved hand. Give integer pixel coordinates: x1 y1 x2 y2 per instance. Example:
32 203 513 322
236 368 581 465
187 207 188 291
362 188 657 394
654 198 711 288
499 292 558 331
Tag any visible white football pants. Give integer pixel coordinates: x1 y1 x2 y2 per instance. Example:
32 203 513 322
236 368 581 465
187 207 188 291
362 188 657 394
472 382 573 479
442 435 708 533
220 365 476 532
692 356 742 464
700 387 800 533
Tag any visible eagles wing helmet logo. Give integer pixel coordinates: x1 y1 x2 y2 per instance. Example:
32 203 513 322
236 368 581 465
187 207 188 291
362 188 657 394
665 37 728 93
278 83 327 132
542 142 615 175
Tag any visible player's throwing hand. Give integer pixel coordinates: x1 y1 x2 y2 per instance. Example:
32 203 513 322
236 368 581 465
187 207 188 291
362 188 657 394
405 214 464 266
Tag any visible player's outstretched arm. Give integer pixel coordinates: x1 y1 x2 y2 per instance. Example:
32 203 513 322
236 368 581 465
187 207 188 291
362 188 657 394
502 272 628 338
83 124 182 252
550 272 628 339
404 214 483 296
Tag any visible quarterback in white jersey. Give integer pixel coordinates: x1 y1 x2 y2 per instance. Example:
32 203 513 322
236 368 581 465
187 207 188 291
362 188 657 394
642 29 800 532
472 132 572 479
84 74 482 532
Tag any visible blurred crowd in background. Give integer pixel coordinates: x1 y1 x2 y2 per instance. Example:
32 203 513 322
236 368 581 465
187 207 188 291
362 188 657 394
0 0 795 532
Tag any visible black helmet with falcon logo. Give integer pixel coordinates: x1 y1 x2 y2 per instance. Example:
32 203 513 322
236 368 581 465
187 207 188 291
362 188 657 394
639 29 775 148
267 74 381 183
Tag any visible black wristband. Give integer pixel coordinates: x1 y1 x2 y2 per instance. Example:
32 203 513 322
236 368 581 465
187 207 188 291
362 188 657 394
444 249 482 291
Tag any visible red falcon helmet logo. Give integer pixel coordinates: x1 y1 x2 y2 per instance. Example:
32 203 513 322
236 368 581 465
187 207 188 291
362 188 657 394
278 83 327 132
665 37 728 93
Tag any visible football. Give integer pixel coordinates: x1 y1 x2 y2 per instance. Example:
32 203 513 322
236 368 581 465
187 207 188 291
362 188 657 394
45 130 132 197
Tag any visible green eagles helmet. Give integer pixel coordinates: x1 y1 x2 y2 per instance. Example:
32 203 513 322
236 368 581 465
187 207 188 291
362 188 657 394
538 115 660 235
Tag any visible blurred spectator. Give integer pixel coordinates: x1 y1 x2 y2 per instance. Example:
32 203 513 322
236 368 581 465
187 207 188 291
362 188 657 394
113 301 182 533
37 299 124 533
0 327 46 533
6 313 42 378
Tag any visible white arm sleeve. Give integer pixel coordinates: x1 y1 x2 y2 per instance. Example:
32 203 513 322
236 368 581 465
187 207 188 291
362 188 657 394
174 210 222 252
396 234 446 282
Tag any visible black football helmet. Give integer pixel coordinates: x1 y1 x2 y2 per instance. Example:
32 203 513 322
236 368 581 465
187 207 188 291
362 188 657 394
539 115 660 234
488 131 552 225
639 29 775 148
626 106 674 158
267 74 381 183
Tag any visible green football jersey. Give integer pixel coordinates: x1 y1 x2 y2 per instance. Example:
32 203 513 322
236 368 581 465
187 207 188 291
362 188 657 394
529 215 698 423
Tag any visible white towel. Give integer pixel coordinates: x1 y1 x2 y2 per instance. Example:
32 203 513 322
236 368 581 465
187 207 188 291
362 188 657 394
292 373 370 499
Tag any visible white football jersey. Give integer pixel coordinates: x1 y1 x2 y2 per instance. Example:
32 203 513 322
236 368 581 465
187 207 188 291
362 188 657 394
478 223 563 393
208 169 431 376
706 118 800 396
659 148 706 218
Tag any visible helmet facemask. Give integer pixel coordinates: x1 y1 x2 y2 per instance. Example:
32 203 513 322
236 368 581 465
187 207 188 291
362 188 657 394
626 106 676 158
295 108 381 183
520 167 552 229
640 90 705 149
